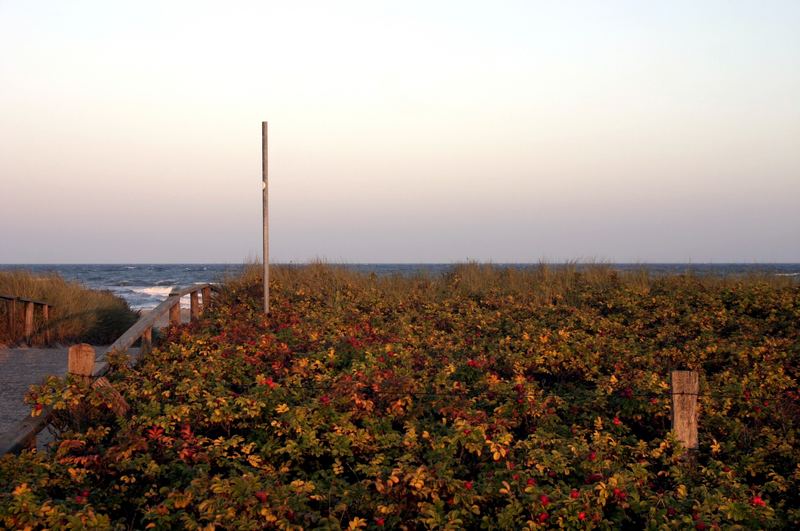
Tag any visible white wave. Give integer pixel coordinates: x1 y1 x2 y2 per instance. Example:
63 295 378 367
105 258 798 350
131 286 175 298
776 272 800 277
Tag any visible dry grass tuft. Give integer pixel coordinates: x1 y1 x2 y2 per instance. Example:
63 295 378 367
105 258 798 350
223 261 797 310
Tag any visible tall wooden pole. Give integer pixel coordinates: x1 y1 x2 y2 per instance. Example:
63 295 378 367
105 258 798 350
268 122 269 314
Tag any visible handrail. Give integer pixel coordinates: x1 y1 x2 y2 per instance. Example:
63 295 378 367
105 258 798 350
90 295 180 378
0 294 51 306
170 284 218 297
1 294 53 345
0 283 218 455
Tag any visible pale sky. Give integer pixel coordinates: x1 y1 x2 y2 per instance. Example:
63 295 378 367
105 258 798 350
1 0 798 263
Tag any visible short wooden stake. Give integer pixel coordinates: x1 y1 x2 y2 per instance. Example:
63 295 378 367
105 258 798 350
68 344 96 384
169 301 181 326
202 286 212 312
141 327 152 356
671 370 699 450
24 301 34 345
190 291 200 322
92 377 130 416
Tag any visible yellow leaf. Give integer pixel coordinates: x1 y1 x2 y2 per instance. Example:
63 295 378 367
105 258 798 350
347 517 367 529
711 439 721 455
173 492 193 509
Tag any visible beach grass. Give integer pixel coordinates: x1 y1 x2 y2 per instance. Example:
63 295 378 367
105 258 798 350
225 260 797 309
0 270 139 345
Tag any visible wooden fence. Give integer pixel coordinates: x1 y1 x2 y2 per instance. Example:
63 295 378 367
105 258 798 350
0 283 216 455
0 294 53 346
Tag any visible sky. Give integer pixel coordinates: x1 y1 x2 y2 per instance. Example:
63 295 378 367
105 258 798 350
1 0 798 263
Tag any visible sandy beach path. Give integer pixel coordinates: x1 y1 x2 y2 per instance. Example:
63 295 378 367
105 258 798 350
0 345 140 440
0 308 191 440
0 347 70 436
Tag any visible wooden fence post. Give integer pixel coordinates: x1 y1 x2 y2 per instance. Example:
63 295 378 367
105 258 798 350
169 301 181 326
6 299 15 341
202 286 212 312
42 304 51 345
68 344 129 416
141 327 152 356
671 370 699 451
190 291 200 322
68 344 96 384
24 301 34 345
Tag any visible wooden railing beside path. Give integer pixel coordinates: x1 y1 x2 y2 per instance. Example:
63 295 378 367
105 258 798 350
0 294 53 345
0 284 217 456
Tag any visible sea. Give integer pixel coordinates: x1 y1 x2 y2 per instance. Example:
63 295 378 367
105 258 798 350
1 263 799 311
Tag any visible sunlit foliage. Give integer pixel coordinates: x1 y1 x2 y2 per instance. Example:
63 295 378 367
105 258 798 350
2 264 799 529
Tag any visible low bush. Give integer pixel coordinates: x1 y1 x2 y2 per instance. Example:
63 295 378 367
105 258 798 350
1 264 798 529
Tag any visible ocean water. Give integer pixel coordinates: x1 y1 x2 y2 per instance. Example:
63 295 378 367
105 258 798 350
0 264 244 310
0 263 798 311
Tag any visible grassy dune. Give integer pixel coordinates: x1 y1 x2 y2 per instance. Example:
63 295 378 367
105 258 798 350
0 270 138 345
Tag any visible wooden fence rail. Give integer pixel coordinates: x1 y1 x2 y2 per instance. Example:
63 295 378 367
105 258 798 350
0 283 217 455
0 294 53 346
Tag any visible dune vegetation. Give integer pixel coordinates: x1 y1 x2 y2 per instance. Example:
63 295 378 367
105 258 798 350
0 270 138 345
1 264 799 529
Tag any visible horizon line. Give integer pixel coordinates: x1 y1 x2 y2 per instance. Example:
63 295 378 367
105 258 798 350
2 261 799 266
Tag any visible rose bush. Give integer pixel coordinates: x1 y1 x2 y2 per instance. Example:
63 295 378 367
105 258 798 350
1 265 798 529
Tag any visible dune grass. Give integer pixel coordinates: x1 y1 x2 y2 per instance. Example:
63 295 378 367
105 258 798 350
0 270 139 345
225 260 797 310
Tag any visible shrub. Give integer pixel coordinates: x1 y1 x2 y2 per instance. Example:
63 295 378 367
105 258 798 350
1 264 798 529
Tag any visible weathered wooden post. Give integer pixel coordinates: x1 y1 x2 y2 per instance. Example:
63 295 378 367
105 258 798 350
169 300 181 326
671 370 699 451
6 298 16 341
68 344 96 384
23 301 34 345
202 286 212 312
42 304 51 345
141 327 153 356
67 344 129 416
92 377 130 416
190 291 200 322
262 120 270 315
